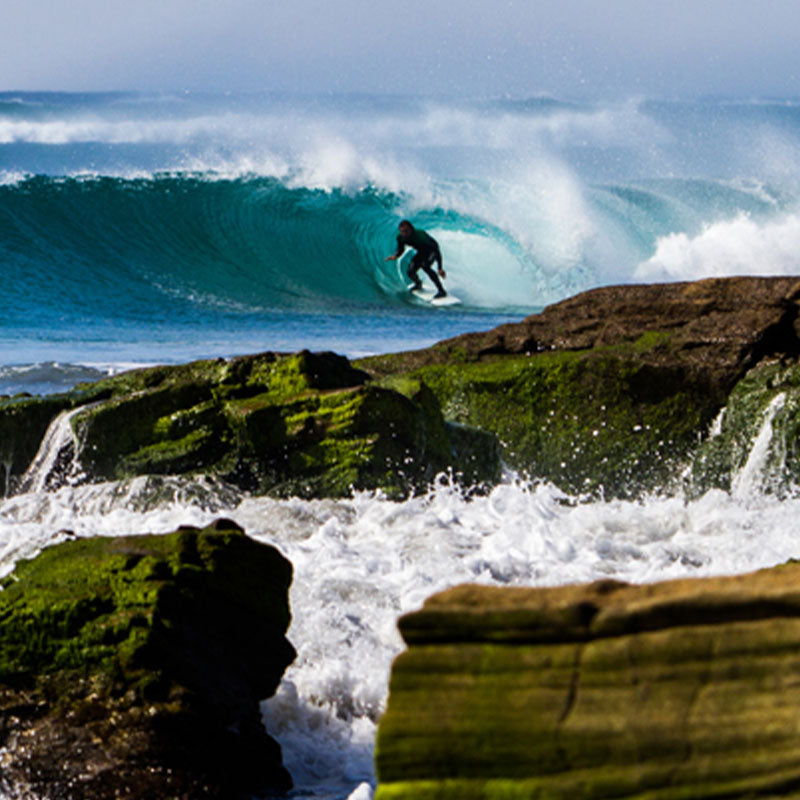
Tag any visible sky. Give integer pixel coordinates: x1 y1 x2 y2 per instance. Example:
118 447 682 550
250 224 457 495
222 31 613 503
4 0 800 99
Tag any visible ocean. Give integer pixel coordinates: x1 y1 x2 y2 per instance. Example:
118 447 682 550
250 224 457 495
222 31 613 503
3 90 800 799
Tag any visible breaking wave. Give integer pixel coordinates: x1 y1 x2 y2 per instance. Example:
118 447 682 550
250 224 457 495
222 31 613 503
4 92 800 333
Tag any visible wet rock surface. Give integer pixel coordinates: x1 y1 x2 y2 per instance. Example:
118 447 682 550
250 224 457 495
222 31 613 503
365 277 800 376
376 563 800 799
0 519 295 799
1 350 500 499
359 277 800 496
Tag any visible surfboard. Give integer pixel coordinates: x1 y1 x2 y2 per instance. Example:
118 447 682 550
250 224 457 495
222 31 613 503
408 285 461 306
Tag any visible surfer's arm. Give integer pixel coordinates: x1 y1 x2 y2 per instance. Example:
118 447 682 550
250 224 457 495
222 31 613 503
384 239 406 261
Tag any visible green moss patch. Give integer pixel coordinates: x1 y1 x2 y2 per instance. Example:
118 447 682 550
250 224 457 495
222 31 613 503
3 350 498 499
363 340 722 498
0 521 293 687
0 519 296 796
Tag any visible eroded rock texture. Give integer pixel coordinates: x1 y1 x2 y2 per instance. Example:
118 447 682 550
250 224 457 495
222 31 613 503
359 277 800 495
1 350 499 499
377 564 800 799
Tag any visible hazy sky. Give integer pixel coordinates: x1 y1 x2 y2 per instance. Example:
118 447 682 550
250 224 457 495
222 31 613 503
4 0 800 98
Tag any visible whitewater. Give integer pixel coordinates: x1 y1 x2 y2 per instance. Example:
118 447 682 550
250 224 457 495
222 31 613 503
4 90 800 799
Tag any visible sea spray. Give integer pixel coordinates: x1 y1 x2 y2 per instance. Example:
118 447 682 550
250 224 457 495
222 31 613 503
4 470 800 798
16 405 93 494
731 392 787 500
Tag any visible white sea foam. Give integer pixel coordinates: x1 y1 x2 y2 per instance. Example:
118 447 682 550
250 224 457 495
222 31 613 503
2 473 800 798
635 211 800 281
0 99 651 154
0 170 28 186
731 392 787 500
0 113 260 146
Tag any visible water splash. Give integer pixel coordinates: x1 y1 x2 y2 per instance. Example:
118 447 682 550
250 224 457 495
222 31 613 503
16 407 87 494
731 392 786 500
4 473 800 797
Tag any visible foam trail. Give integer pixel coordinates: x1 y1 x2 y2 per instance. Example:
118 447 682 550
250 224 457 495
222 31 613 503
5 474 800 797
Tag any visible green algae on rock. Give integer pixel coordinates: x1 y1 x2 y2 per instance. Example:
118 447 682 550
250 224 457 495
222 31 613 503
1 350 500 499
366 344 720 497
8 277 800 501
688 358 800 498
359 276 800 497
376 567 800 799
0 519 295 799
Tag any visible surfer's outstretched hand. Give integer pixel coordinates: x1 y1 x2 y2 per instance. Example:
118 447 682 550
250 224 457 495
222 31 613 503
439 268 447 279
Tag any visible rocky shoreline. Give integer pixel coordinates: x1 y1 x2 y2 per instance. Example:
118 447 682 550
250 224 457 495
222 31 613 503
1 349 499 501
6 276 800 501
5 275 800 798
358 275 800 496
376 564 800 799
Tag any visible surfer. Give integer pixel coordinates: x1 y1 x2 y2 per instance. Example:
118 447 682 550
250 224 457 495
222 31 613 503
385 220 447 298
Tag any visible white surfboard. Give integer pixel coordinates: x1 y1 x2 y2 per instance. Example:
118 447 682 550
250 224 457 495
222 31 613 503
407 284 461 306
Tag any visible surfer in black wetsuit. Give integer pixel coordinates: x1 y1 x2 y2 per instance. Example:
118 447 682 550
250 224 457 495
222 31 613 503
385 220 447 298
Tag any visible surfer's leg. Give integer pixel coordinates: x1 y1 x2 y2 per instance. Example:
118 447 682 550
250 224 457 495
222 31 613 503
407 257 423 291
420 253 446 297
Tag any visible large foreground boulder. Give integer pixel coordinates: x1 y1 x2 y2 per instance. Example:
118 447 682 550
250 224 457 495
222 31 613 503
1 350 500 499
359 276 800 496
0 519 295 799
376 564 800 799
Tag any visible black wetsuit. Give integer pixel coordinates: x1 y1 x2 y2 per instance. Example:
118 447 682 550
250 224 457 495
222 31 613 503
395 228 445 295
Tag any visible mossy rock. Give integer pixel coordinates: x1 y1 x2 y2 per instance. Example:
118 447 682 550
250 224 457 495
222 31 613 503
4 350 500 499
376 566 800 799
0 518 295 799
361 335 723 498
358 276 800 498
688 358 800 497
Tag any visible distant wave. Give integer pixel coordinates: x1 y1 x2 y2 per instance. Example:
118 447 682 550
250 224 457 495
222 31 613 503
0 362 113 396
